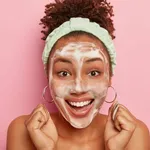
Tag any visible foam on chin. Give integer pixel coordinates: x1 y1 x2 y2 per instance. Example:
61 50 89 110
48 42 110 128
51 80 108 128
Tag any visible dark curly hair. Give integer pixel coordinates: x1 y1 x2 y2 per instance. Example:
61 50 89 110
40 0 115 77
40 0 115 40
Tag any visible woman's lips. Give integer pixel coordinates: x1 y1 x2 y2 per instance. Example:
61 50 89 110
65 99 94 117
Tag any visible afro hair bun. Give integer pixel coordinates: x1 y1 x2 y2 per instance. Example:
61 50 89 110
40 0 115 40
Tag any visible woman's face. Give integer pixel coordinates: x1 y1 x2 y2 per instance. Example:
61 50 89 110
48 35 111 128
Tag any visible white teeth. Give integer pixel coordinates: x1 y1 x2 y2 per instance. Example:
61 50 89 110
68 100 92 107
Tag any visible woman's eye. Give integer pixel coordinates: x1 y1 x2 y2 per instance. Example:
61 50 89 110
88 70 100 77
57 71 71 77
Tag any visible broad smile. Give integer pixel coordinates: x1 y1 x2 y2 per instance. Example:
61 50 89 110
65 99 95 117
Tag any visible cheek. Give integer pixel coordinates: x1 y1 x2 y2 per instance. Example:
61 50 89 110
88 81 108 93
50 79 73 98
86 78 109 100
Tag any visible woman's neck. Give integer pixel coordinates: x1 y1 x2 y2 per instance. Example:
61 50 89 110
54 112 107 143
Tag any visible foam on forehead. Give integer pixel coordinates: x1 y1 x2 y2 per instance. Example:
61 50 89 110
48 41 110 85
52 42 108 64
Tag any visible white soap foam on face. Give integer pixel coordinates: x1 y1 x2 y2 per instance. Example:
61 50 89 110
48 42 110 128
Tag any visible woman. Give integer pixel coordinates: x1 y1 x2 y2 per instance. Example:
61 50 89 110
7 0 150 150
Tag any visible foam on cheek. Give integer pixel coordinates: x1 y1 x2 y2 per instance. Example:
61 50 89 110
48 42 110 128
52 80 75 98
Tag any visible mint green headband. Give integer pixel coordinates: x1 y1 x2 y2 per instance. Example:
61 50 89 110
42 17 116 75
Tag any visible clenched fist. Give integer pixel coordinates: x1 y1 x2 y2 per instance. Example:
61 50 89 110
104 101 137 150
24 104 58 150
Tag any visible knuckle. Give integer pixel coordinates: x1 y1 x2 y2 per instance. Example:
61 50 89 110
116 114 121 120
118 104 123 107
130 117 136 122
128 122 136 132
131 122 136 129
37 106 45 112
36 110 43 116
37 107 47 117
118 104 124 107
37 103 43 107
34 104 44 111
31 106 42 114
118 104 126 109
115 110 121 116
118 106 123 112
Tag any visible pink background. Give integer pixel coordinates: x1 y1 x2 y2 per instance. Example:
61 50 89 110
0 0 150 149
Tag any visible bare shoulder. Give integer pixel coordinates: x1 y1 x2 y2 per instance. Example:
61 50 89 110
135 119 150 140
126 119 150 150
6 112 58 150
6 114 36 150
136 119 150 141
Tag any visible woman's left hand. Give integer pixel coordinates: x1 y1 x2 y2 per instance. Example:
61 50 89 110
104 101 137 150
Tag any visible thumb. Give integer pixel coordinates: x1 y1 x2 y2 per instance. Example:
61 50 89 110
41 113 58 142
107 100 118 121
113 115 136 147
105 101 118 141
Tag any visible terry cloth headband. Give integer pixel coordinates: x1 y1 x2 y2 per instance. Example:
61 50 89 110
42 17 116 76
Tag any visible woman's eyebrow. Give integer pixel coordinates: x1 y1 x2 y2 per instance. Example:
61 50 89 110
54 58 72 64
85 58 103 63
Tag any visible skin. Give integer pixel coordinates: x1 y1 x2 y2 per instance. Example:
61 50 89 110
49 41 110 129
6 35 150 150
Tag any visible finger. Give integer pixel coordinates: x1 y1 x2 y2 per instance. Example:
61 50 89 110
28 129 50 150
114 113 122 131
113 104 137 132
25 110 45 127
42 104 50 121
105 101 119 141
30 103 43 114
33 104 48 119
114 105 136 123
25 105 47 126
36 112 46 129
112 103 119 121
112 101 119 111
114 115 136 147
107 100 118 121
26 112 53 150
106 100 119 130
27 111 46 131
25 103 43 125
118 104 137 120
41 115 55 137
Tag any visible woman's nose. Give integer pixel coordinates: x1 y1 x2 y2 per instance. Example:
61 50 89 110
70 78 85 94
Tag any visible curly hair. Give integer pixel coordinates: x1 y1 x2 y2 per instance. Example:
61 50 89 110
40 0 115 40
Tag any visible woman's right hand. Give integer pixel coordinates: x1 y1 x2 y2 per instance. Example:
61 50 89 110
24 104 58 150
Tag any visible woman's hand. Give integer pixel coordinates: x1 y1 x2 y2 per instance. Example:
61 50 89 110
104 101 137 150
24 104 58 150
